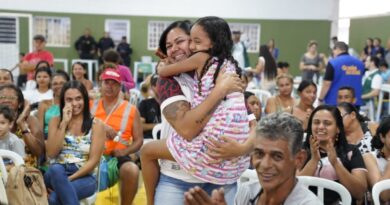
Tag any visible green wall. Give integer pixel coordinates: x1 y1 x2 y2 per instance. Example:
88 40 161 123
2 9 331 76
349 15 390 55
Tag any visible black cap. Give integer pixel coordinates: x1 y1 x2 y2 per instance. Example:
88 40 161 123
232 30 241 35
33 34 46 42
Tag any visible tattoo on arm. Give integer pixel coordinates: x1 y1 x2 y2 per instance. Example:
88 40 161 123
163 98 222 126
163 101 190 121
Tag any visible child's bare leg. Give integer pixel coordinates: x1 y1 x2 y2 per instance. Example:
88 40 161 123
140 139 174 205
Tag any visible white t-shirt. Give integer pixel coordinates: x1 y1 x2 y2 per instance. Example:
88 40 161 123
159 73 203 183
235 179 323 205
233 42 245 69
23 89 53 104
0 132 25 157
363 68 382 90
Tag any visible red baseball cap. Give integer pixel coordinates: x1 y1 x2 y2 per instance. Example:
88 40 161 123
101 69 121 84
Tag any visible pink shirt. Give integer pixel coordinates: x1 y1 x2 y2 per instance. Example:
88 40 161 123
23 50 54 80
117 65 135 90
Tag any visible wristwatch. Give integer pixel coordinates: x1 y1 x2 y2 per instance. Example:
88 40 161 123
21 128 31 135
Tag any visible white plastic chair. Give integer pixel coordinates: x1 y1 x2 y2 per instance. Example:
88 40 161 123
372 179 390 205
246 89 271 111
360 99 375 121
298 176 352 205
152 123 162 140
0 149 25 184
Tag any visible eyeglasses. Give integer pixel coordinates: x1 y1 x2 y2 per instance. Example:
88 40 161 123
0 95 17 100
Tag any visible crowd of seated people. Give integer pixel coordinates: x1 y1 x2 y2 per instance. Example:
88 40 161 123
1 16 390 205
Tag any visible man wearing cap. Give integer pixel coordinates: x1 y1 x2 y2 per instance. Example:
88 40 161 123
318 41 364 106
232 30 250 69
92 68 143 205
20 34 54 81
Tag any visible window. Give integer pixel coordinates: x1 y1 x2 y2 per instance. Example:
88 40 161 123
0 17 17 44
105 19 130 45
147 21 171 50
229 23 261 53
0 17 18 69
33 16 71 47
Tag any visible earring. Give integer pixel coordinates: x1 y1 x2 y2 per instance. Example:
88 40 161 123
335 133 339 142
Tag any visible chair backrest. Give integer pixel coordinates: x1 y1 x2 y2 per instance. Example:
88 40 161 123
372 179 390 205
0 149 25 184
152 123 162 140
129 89 141 105
246 89 271 110
298 176 352 205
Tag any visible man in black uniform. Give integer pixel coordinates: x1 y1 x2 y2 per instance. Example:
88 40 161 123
74 28 97 59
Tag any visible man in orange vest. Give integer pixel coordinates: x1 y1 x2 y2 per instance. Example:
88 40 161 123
93 68 143 204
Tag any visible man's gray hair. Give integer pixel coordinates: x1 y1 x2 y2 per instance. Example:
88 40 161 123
256 112 304 155
334 41 349 52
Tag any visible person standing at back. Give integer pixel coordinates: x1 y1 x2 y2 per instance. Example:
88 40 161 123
97 32 115 64
318 41 364 106
232 31 249 69
20 35 54 83
117 36 133 67
75 28 97 60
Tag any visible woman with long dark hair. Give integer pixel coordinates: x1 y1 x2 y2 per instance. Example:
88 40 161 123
247 45 277 93
299 105 367 204
338 102 374 154
364 116 390 202
45 81 105 204
71 62 93 91
23 66 53 106
37 70 70 138
291 80 317 131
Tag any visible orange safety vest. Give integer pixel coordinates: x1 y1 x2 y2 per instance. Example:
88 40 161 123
91 99 136 155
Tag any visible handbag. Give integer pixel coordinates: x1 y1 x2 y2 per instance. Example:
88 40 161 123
0 174 8 205
5 165 48 205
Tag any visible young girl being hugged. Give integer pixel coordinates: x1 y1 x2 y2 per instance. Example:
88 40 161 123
141 16 252 205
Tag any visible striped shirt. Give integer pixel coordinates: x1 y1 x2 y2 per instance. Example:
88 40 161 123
167 58 250 184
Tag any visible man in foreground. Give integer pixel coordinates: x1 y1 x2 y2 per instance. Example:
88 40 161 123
184 113 322 205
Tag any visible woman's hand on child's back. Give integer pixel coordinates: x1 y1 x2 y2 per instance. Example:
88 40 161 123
215 71 244 97
206 136 246 160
